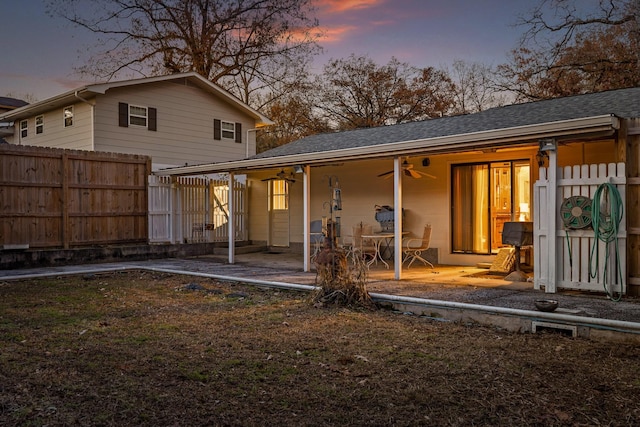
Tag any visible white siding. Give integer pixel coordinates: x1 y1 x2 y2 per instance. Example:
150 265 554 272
247 174 271 243
6 102 93 150
277 140 621 267
93 81 258 167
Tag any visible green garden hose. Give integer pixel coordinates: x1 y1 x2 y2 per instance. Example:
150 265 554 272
588 182 624 301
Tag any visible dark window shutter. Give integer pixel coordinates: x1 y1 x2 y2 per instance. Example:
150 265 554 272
118 102 128 127
214 119 221 140
148 107 157 131
235 122 242 143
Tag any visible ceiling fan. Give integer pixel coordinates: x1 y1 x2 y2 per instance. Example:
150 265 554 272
261 169 296 183
378 161 436 179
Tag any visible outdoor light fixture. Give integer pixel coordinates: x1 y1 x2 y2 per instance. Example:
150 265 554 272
293 165 304 174
536 150 549 167
422 157 430 167
539 138 557 152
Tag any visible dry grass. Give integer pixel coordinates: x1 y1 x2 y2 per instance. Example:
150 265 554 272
1 271 639 426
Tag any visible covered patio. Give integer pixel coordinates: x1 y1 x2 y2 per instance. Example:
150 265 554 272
153 87 639 297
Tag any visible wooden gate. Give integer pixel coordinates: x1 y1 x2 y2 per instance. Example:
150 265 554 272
534 162 626 294
148 175 246 244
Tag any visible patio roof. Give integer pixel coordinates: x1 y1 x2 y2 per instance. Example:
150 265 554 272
155 87 639 176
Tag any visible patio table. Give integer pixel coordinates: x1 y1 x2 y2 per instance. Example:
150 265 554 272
361 233 392 268
362 232 408 268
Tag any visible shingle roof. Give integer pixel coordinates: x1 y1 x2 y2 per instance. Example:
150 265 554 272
0 96 28 110
251 87 640 160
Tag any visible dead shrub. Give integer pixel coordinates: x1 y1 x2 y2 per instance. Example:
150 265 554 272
312 243 374 309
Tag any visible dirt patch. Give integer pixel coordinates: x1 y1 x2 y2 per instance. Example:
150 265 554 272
1 271 639 426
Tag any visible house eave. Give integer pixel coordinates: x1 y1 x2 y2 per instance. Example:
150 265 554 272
0 72 274 127
154 114 620 176
0 88 95 121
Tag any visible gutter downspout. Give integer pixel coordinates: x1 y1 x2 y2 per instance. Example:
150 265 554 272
74 91 96 150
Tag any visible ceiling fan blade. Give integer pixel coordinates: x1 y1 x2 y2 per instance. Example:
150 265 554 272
416 170 437 179
377 170 394 178
408 169 422 179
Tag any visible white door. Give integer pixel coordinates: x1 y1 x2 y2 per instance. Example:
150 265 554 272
269 180 290 247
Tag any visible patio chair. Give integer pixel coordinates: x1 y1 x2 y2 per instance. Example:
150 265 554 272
403 224 434 269
348 223 377 265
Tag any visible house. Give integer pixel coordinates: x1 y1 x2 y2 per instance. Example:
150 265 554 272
0 73 273 170
0 96 28 143
155 87 640 296
0 96 28 114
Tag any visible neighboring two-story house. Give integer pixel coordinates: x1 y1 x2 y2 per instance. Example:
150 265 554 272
0 73 272 170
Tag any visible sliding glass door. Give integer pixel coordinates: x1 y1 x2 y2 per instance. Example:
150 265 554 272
452 160 530 254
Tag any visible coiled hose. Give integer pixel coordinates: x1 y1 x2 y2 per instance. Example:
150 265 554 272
589 182 624 301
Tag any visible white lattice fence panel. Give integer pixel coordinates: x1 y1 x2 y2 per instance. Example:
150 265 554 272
148 176 173 243
179 177 209 243
535 162 626 294
148 175 247 244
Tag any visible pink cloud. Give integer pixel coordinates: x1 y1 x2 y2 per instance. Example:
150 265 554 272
317 25 358 43
316 0 384 13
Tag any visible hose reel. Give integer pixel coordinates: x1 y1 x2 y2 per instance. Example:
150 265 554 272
560 195 592 230
560 195 592 271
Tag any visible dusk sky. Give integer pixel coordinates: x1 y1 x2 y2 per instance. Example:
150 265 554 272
2 0 545 102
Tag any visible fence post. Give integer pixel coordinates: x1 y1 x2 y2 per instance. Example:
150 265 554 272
61 153 70 249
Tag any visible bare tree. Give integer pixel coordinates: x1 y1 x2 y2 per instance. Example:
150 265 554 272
316 55 455 130
448 60 506 114
497 0 640 100
257 79 331 152
48 0 322 106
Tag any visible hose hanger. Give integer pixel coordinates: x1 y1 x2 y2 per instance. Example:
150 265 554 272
560 195 593 269
588 183 624 301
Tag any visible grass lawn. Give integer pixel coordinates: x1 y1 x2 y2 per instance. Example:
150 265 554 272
1 270 639 426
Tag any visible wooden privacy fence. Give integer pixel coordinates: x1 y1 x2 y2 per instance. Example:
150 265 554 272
148 175 247 244
0 144 151 249
534 162 626 295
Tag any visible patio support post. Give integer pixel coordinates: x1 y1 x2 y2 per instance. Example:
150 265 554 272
228 172 235 264
303 165 311 272
546 144 558 293
394 157 403 280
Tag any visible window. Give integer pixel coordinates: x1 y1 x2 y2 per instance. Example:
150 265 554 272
35 116 44 134
129 105 148 127
20 120 27 138
221 121 235 139
63 106 73 127
118 102 157 131
271 179 289 210
451 160 530 254
214 119 242 143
